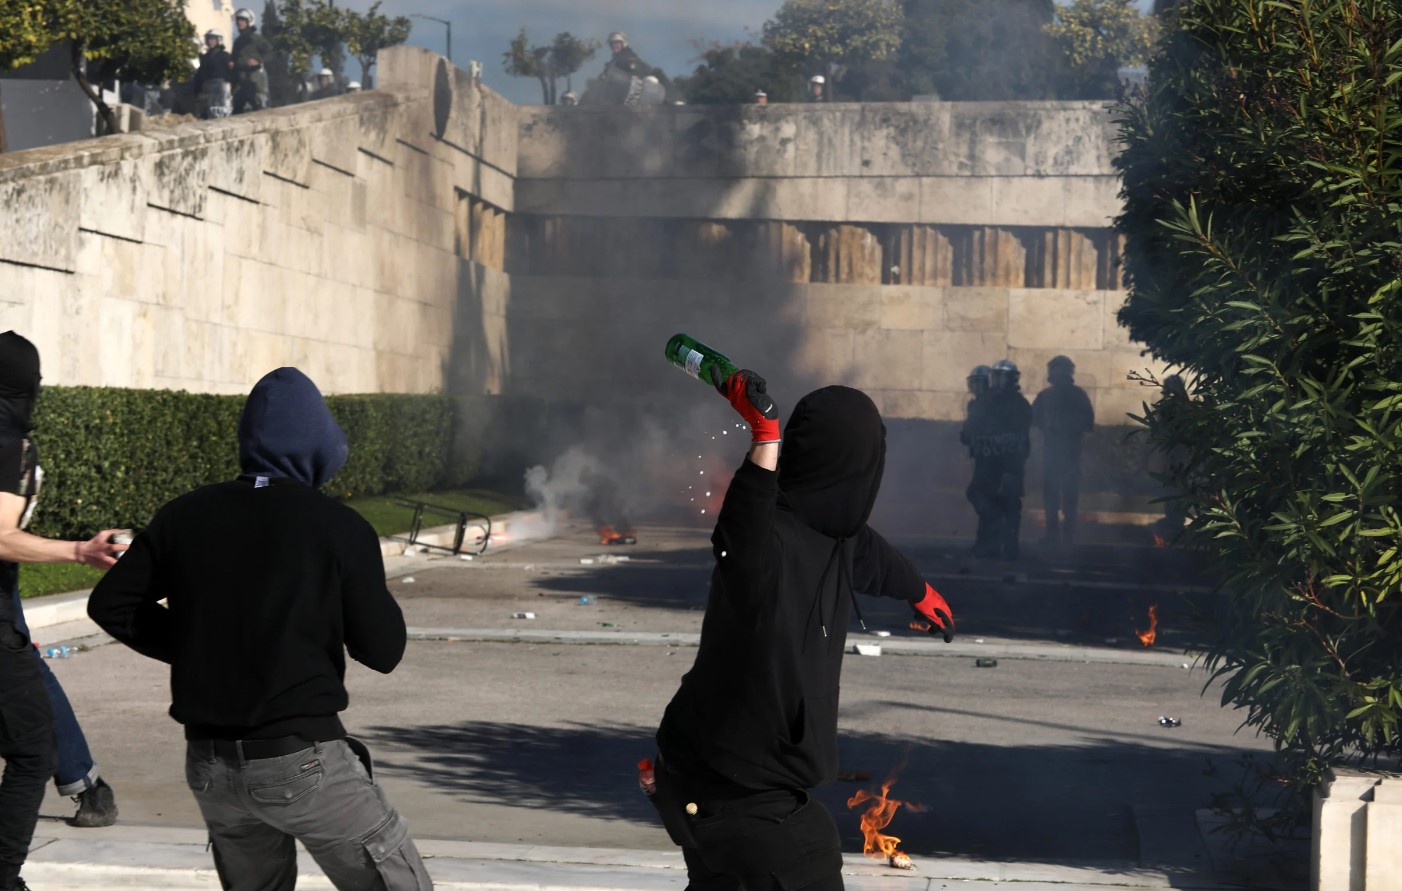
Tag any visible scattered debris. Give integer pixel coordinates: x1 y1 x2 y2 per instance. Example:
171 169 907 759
599 622 616 628
44 646 73 659
579 558 596 565
1157 715 1182 728
853 644 882 657
459 554 473 561
974 638 986 644
889 852 915 870
578 596 591 605
402 577 416 584
975 658 998 668
512 612 536 620
871 630 891 638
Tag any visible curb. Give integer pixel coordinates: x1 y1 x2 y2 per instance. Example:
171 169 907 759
22 823 1212 890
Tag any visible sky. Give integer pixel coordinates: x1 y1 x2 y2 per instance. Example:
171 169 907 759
340 0 1158 105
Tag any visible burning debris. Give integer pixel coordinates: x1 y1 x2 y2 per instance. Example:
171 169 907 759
846 765 922 871
597 525 637 546
1136 605 1159 647
1152 533 1169 548
908 619 932 633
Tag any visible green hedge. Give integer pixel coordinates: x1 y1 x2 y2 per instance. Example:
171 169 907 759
29 386 455 538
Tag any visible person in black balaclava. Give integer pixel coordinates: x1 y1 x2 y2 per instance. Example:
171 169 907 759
0 332 129 891
647 369 955 890
89 367 432 889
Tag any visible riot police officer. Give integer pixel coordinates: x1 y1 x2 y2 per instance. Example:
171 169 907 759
966 360 1031 560
960 365 997 557
1032 355 1094 547
231 8 272 113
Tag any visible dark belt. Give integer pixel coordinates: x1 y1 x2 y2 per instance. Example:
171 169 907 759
190 735 321 761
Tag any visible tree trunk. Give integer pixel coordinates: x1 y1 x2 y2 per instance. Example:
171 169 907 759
70 42 117 137
360 55 374 89
537 75 550 104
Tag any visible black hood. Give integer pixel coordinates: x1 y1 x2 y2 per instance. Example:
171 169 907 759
0 331 41 443
238 368 348 488
777 386 885 540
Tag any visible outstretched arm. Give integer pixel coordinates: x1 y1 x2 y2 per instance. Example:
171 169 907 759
710 368 781 581
852 526 955 642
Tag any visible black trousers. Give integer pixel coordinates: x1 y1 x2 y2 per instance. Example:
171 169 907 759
0 623 55 887
653 760 844 891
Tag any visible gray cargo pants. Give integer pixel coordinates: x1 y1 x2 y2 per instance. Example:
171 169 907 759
185 736 432 890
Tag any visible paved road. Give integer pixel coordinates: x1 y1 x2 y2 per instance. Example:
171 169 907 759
40 521 1274 869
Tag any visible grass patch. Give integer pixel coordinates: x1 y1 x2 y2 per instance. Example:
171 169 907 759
20 563 105 599
344 488 529 538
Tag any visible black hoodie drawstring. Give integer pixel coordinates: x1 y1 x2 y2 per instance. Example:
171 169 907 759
808 537 865 643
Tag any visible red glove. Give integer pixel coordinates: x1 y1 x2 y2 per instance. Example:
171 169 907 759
711 368 780 444
912 583 955 643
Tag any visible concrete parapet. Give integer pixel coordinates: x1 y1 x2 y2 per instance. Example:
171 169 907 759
1311 768 1402 891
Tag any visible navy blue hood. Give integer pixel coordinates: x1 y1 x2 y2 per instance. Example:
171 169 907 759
238 368 348 488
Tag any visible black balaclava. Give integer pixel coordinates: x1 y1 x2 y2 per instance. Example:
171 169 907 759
777 386 886 540
237 367 348 488
0 332 41 444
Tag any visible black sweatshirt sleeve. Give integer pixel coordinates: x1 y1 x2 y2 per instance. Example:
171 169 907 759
851 526 926 603
711 456 779 589
88 528 175 664
340 518 406 674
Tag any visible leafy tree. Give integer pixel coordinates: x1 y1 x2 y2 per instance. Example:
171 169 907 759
278 0 347 83
761 0 904 96
675 43 804 105
342 2 410 89
1116 0 1402 832
502 29 598 105
0 0 70 151
61 0 194 136
1045 0 1157 98
889 0 1062 100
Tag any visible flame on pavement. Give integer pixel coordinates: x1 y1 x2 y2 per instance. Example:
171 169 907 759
908 619 932 633
1136 605 1159 647
1152 533 1168 548
846 766 919 868
597 525 637 545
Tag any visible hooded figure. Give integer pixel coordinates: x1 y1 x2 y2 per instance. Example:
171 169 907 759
237 367 348 488
89 367 432 889
0 333 130 884
651 375 954 890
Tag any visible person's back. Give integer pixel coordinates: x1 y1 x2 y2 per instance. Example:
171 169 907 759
1031 356 1094 546
89 367 431 890
651 375 954 890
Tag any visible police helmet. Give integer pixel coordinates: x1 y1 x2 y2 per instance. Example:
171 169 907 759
234 8 255 27
990 359 1021 390
204 29 224 46
966 364 992 394
608 32 628 47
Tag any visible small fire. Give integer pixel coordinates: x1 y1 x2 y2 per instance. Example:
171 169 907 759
1136 605 1159 647
846 767 918 869
597 526 637 546
909 619 932 633
1152 533 1168 548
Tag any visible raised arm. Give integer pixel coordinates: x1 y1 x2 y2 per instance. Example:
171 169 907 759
709 368 781 580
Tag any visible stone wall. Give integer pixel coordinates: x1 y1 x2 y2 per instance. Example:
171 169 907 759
0 47 512 398
508 100 1158 423
0 47 1160 431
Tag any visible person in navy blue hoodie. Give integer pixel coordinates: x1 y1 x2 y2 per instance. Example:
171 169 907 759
649 369 956 890
89 367 431 891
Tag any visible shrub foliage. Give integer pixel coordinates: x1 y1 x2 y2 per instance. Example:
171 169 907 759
30 387 454 538
1116 0 1402 825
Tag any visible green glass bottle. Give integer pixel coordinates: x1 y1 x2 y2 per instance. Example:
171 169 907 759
665 333 740 386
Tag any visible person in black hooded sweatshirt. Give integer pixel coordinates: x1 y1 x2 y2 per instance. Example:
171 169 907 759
89 367 432 891
0 332 129 891
650 369 956 890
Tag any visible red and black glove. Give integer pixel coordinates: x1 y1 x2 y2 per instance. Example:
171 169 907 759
912 583 955 643
710 367 780 444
